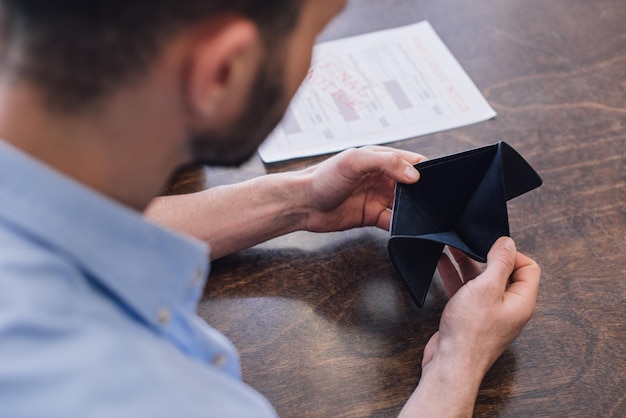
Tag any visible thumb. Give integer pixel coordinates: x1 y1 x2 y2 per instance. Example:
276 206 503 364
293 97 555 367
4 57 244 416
483 237 517 293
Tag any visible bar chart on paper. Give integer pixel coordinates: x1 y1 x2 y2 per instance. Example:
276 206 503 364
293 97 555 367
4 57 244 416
258 21 496 163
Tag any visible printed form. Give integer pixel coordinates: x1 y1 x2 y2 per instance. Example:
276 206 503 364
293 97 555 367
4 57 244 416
258 21 497 163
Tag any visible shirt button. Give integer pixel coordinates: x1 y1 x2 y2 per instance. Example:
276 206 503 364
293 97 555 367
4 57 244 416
211 353 228 368
157 308 171 326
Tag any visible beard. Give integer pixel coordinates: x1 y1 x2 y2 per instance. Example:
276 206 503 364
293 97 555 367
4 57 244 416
188 53 289 167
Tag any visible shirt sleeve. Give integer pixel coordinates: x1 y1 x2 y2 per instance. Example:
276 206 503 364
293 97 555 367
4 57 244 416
0 248 277 418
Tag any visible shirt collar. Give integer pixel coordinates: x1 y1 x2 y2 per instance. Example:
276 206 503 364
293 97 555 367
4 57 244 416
0 139 210 330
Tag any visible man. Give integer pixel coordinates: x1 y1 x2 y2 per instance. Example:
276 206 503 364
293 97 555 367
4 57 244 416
0 0 540 416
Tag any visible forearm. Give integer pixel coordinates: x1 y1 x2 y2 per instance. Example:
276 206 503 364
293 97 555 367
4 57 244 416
399 356 484 418
145 171 309 260
145 146 425 259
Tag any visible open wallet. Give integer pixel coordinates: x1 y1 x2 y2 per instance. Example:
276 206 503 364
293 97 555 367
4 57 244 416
388 141 543 308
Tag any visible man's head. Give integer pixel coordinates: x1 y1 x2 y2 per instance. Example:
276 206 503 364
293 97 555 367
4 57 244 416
0 0 303 110
0 0 346 167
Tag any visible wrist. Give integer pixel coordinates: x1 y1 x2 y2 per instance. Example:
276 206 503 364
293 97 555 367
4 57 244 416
430 335 493 383
401 352 485 418
422 351 484 396
263 170 310 233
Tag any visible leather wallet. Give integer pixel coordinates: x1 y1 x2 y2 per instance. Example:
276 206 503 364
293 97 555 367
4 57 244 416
388 141 542 307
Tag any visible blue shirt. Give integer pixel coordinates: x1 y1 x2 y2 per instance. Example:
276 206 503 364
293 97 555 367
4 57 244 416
0 140 277 417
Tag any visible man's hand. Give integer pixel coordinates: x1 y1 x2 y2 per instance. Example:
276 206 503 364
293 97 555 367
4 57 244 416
146 146 424 259
425 237 540 375
400 237 541 417
300 146 425 233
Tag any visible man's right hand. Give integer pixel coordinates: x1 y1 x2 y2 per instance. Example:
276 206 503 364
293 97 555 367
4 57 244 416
400 237 541 417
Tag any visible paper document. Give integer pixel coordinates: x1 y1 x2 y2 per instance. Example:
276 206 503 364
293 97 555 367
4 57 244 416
258 21 496 163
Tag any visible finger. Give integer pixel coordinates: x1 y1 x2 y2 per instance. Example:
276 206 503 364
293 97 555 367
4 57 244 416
362 145 427 165
376 208 392 231
354 147 425 183
482 236 517 295
448 247 483 281
504 252 541 317
437 253 464 297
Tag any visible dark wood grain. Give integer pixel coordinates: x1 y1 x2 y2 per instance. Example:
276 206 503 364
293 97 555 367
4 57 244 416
172 1 626 416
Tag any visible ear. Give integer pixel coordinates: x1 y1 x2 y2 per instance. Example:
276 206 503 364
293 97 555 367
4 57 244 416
185 19 262 125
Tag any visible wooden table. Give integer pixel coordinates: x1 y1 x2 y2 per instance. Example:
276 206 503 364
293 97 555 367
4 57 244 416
174 0 626 416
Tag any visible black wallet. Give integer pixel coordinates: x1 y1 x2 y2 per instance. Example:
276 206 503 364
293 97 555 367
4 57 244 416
388 141 542 307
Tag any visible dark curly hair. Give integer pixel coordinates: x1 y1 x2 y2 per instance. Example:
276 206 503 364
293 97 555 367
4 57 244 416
0 0 304 110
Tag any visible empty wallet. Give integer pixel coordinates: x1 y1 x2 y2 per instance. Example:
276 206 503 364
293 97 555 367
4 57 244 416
388 141 542 307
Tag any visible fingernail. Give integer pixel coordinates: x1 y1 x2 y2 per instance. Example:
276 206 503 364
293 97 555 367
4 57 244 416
501 237 516 252
404 165 419 181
